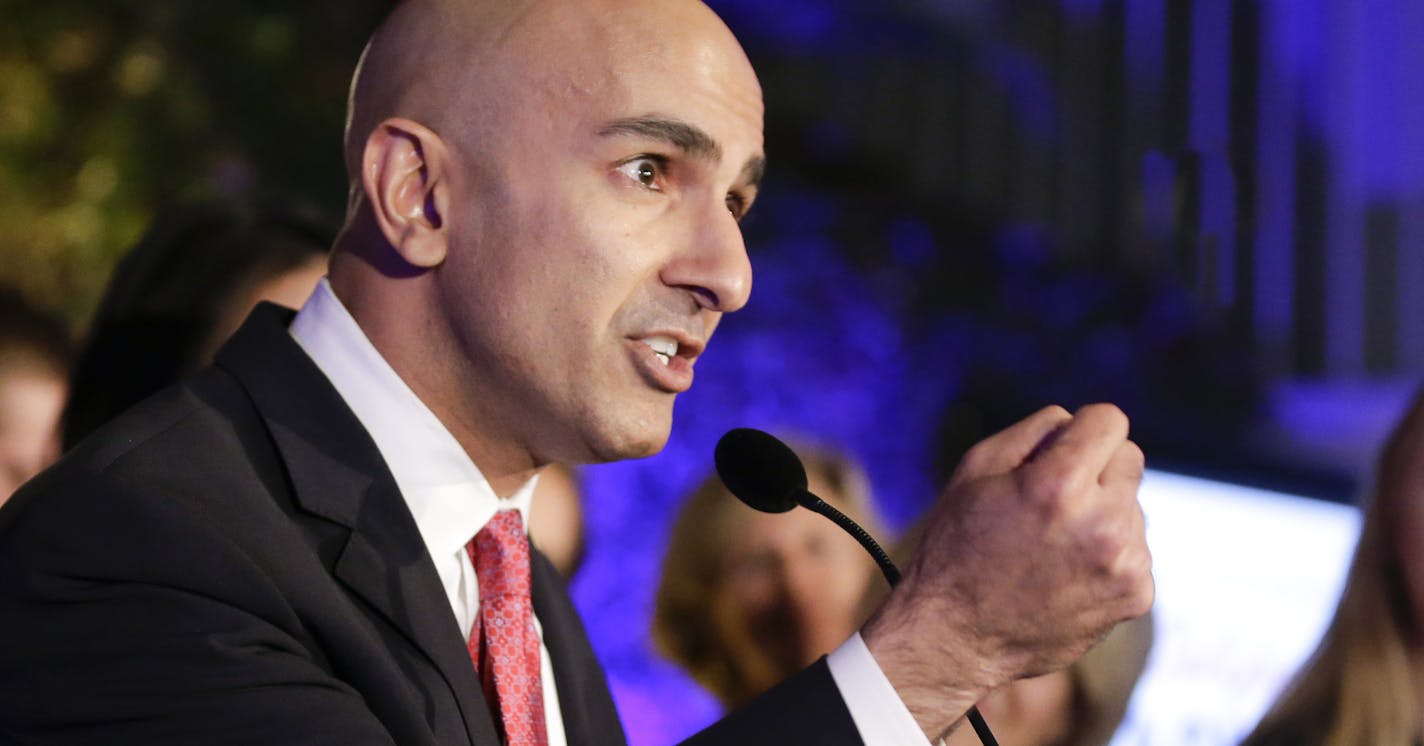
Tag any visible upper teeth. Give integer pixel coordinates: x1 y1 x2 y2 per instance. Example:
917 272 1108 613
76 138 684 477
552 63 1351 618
643 336 678 366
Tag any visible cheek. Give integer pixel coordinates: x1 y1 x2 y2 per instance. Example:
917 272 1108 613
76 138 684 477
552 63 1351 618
822 538 876 600
484 164 674 345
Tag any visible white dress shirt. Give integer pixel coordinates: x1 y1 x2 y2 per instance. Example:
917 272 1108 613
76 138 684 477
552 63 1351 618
291 279 566 745
288 278 929 745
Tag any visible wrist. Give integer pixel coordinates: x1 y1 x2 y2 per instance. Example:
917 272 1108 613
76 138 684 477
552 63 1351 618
860 590 995 741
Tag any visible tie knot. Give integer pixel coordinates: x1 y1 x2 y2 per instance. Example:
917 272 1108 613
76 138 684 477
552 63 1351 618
469 510 531 602
483 509 526 544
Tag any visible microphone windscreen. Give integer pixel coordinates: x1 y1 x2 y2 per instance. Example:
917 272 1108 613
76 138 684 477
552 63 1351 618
714 428 807 514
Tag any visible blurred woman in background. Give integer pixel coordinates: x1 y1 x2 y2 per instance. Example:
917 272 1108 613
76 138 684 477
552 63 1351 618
653 441 887 709
62 200 329 448
1243 387 1424 746
941 613 1152 746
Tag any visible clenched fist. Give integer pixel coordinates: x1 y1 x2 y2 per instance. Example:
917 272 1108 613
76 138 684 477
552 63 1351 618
862 404 1154 741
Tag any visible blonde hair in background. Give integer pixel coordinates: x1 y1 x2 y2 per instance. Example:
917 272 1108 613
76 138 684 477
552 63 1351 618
1243 395 1424 746
652 439 886 707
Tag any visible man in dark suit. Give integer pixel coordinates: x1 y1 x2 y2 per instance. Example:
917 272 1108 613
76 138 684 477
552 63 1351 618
0 0 1153 743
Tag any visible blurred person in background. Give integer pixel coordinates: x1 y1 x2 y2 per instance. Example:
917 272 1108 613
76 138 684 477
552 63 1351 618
941 614 1152 746
0 287 71 503
61 200 330 448
529 462 586 580
939 588 1153 745
1242 386 1424 746
654 441 887 709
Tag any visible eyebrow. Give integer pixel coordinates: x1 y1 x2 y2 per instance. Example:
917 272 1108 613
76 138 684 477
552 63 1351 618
599 116 723 160
740 156 767 191
598 115 767 189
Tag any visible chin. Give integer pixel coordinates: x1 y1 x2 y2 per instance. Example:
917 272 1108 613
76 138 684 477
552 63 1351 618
584 421 672 463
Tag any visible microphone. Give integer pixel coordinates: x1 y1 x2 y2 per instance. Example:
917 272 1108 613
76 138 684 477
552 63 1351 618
715 428 900 585
714 427 999 746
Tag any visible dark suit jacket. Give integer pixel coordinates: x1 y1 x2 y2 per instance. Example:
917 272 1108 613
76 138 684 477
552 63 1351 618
0 305 862 745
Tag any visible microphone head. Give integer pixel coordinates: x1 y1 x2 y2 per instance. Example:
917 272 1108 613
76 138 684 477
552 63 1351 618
714 428 808 514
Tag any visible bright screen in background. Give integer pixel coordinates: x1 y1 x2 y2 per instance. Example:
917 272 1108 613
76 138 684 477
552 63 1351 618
1109 470 1362 745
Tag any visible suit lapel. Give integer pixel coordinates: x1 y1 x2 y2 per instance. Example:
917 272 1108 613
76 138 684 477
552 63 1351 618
215 304 500 745
531 549 627 746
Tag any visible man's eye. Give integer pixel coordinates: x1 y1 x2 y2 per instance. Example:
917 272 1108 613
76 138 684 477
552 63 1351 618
617 157 665 190
726 193 747 221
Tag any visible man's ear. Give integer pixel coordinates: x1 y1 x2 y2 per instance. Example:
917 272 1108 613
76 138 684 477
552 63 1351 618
360 117 451 268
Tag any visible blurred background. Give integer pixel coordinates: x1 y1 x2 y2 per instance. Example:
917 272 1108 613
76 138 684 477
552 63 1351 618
4 0 1422 743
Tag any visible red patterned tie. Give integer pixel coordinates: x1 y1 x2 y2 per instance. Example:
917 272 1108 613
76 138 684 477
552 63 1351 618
467 510 549 746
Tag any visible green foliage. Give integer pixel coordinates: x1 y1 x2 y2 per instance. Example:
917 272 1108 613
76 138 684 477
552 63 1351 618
0 0 391 325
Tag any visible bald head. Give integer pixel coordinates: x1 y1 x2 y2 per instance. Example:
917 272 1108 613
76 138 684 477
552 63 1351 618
343 0 761 204
343 0 504 181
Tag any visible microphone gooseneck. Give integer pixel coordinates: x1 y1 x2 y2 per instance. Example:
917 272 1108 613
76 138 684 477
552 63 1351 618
795 490 901 587
713 427 999 746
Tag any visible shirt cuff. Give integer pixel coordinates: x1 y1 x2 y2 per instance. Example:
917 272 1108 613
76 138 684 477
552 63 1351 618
826 632 933 746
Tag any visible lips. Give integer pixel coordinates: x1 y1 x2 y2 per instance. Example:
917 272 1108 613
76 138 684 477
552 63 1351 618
631 332 702 393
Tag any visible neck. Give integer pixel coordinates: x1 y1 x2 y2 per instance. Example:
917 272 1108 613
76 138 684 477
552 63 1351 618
329 244 543 499
422 394 544 498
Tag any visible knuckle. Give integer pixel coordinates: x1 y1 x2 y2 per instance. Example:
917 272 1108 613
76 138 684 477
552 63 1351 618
1038 404 1072 421
1094 520 1140 571
1019 466 1074 510
1113 545 1154 599
1140 577 1157 612
1127 574 1157 616
1122 440 1145 468
1076 401 1111 418
1094 533 1129 574
1080 402 1128 429
958 440 991 474
1039 461 1095 506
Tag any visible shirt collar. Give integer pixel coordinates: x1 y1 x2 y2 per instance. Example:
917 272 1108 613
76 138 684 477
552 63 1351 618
288 278 534 557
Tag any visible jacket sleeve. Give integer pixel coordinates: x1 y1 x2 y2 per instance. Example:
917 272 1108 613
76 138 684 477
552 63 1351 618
679 658 863 745
0 472 399 746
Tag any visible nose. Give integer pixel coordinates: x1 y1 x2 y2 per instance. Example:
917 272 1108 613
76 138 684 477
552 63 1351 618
662 200 753 313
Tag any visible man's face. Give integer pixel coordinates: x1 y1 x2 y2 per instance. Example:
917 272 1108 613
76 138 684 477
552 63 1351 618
431 4 765 466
